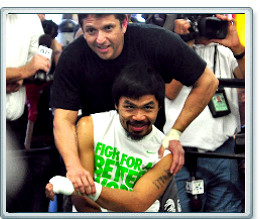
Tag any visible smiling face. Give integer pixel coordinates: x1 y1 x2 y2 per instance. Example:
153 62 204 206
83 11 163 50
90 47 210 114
116 95 160 141
82 14 127 60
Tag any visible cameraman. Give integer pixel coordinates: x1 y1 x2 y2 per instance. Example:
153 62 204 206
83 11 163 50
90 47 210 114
164 14 245 212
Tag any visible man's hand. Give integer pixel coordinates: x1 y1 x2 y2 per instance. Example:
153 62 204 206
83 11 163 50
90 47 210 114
174 19 191 35
6 54 51 83
210 14 244 54
46 175 103 203
25 54 51 77
6 80 23 93
158 140 184 175
66 164 96 195
45 183 55 201
174 19 195 47
158 129 185 175
167 140 185 174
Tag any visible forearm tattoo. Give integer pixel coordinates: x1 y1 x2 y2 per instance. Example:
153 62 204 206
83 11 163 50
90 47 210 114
152 170 172 190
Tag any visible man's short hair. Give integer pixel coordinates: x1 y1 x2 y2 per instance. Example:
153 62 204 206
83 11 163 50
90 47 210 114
112 62 165 108
77 14 127 29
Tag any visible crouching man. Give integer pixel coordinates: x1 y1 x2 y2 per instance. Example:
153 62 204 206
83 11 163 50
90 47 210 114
46 62 181 212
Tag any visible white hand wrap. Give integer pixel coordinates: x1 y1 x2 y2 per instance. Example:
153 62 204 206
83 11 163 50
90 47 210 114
162 129 182 149
49 175 74 196
49 176 102 202
87 182 102 202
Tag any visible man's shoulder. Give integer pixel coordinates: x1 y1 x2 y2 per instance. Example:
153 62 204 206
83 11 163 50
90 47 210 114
127 22 165 35
216 44 234 57
126 22 181 48
91 110 117 122
91 111 119 140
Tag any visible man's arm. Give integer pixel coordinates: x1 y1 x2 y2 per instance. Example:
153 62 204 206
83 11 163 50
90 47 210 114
71 115 100 212
48 115 173 212
46 154 173 212
75 116 171 212
165 79 183 100
161 66 218 174
159 79 184 175
211 14 245 79
53 108 93 194
6 80 23 93
6 54 50 83
160 18 218 175
172 66 218 132
95 154 173 212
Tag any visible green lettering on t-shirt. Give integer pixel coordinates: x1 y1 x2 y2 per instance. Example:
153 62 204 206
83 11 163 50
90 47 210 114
102 158 115 179
94 155 105 175
106 181 119 189
100 178 108 187
95 142 155 191
112 147 120 160
105 145 113 158
113 161 121 182
95 175 101 183
119 166 129 181
125 169 139 189
134 158 142 171
95 142 105 155
120 153 128 165
120 183 129 191
126 156 135 168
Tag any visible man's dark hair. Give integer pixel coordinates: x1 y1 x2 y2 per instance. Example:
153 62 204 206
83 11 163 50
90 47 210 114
112 62 165 108
41 19 58 39
77 14 127 29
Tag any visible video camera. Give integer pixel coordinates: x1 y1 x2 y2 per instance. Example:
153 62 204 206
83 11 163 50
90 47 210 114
179 14 229 42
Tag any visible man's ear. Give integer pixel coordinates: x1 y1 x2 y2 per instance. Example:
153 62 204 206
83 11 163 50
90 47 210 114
121 16 128 34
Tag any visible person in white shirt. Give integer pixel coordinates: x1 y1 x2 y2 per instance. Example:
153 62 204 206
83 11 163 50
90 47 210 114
6 14 50 121
164 14 245 212
46 62 181 212
6 14 50 212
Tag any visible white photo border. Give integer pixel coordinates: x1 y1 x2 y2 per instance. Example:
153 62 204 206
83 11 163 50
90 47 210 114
0 7 253 219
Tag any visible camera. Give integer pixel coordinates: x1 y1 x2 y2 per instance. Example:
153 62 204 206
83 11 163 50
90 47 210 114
179 15 229 42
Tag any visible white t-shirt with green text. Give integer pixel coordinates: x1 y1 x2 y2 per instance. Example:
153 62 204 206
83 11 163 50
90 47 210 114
91 110 169 212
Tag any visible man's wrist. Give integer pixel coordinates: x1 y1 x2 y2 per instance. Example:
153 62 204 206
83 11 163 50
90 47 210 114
162 129 182 149
49 176 102 202
231 44 245 60
65 155 82 171
87 182 102 202
233 50 245 59
22 64 34 79
168 129 182 140
49 175 74 196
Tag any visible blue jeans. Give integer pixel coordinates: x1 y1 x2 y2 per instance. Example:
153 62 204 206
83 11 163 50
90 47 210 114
175 138 245 212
